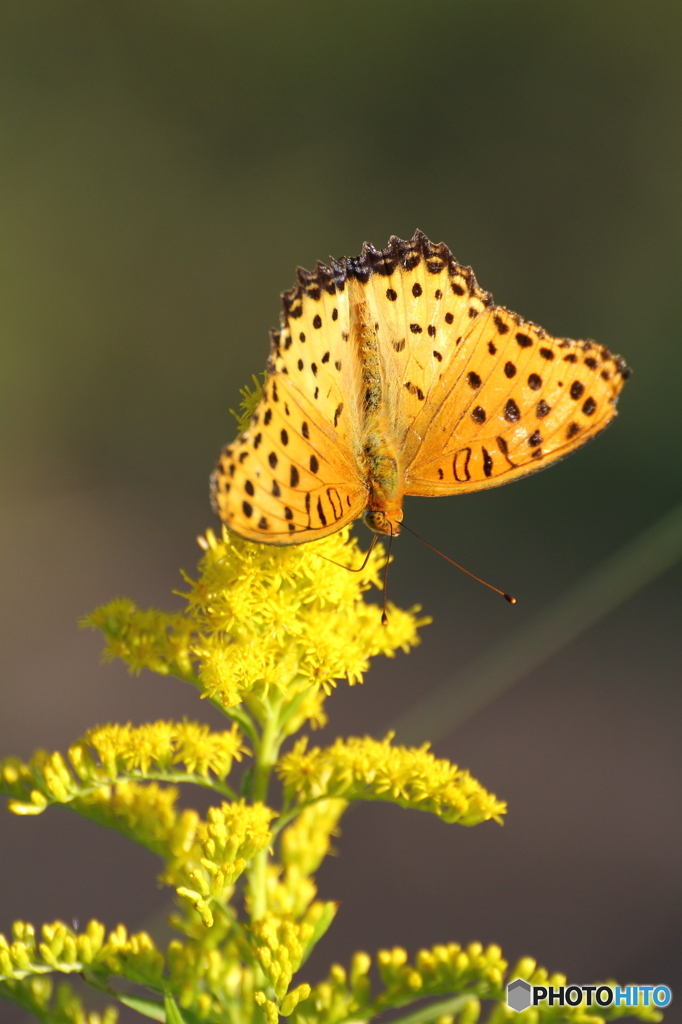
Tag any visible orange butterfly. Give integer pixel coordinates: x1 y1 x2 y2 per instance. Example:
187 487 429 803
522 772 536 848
211 231 629 544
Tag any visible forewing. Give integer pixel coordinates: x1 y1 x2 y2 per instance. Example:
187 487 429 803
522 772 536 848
404 304 629 495
211 263 368 543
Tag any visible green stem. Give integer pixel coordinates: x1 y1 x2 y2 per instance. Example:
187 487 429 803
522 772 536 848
248 691 285 922
169 670 260 747
2 770 239 808
366 994 476 1024
270 793 343 836
276 678 313 732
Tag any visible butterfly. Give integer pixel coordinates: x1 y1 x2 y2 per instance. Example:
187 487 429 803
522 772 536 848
210 231 630 544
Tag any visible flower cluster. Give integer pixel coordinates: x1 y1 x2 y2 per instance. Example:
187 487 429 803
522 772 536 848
189 526 427 712
250 913 315 1001
0 744 275 911
0 719 247 815
291 945 663 1024
267 799 347 919
79 720 248 780
278 734 506 825
81 599 194 679
0 462 659 1024
0 919 163 987
0 975 118 1024
175 801 276 926
167 932 259 1021
83 525 427 726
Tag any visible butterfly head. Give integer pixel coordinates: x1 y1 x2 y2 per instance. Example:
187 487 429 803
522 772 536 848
363 509 403 537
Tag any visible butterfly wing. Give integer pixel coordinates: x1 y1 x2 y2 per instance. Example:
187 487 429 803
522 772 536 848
211 262 368 543
403 303 629 495
213 231 630 535
353 232 494 468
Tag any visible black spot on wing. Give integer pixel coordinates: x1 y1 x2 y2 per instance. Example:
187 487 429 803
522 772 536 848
504 398 521 422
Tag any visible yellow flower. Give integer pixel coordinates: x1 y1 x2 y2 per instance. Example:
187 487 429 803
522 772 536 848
81 600 194 679
267 799 347 919
78 720 248 780
188 526 428 711
83 522 428 723
278 734 506 826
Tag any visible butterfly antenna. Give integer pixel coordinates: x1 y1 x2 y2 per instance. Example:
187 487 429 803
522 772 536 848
381 528 394 626
401 522 517 604
319 532 379 572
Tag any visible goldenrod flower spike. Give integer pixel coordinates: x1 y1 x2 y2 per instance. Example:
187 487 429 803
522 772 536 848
1 719 248 818
277 734 507 825
81 600 195 680
0 402 660 1024
188 525 427 712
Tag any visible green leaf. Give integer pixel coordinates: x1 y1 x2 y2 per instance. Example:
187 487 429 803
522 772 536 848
241 766 254 798
164 989 188 1024
382 994 476 1024
299 901 339 967
117 993 166 1021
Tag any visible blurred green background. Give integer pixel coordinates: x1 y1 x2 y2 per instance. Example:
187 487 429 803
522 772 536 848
1 2 680 1021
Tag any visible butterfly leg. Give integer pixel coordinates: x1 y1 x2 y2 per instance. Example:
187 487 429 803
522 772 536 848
381 527 395 626
318 532 379 573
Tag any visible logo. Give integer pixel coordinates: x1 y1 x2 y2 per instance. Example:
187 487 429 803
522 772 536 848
506 980 672 1012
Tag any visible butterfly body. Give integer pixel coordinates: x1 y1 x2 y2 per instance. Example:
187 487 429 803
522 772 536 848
211 232 629 544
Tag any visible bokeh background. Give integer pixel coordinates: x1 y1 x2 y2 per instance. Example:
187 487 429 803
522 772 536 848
1 2 681 1021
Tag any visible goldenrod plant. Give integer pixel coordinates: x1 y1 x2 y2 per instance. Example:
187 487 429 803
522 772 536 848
0 394 663 1024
